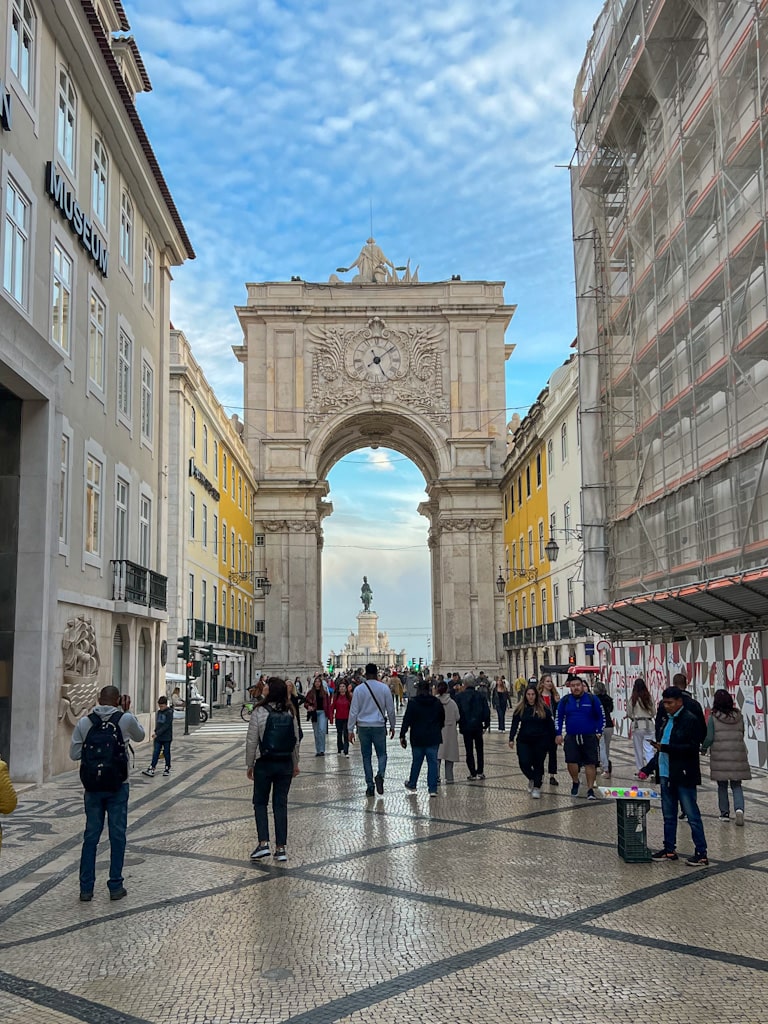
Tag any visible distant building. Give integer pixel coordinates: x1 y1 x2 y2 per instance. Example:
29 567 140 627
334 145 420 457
0 1 193 779
329 605 405 673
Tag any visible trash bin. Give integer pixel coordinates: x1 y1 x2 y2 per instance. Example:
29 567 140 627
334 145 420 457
187 702 200 727
616 799 651 862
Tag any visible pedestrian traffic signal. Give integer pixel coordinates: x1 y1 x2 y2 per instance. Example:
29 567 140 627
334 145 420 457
185 658 194 674
212 660 220 676
568 654 576 664
177 635 190 662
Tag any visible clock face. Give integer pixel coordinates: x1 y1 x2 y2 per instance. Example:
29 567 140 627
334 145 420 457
350 336 403 382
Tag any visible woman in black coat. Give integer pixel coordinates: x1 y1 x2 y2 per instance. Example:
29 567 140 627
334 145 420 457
509 686 555 800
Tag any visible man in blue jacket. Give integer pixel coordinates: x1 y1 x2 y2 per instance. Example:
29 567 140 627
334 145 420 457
555 676 605 800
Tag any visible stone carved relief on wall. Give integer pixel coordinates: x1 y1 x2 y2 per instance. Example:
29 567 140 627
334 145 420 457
59 615 101 727
263 520 320 534
439 518 498 533
307 316 448 427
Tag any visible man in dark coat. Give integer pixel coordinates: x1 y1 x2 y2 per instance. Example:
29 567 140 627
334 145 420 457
400 680 445 796
454 674 491 780
651 686 709 866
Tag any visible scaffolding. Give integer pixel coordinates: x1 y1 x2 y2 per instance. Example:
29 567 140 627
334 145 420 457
572 0 768 605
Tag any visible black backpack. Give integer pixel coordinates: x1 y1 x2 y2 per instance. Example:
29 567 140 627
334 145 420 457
80 711 128 792
259 708 296 759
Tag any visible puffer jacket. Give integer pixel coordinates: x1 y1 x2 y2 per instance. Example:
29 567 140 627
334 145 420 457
0 759 18 853
702 710 752 781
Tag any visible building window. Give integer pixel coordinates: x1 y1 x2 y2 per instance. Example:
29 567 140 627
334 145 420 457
514 599 519 630
119 191 133 268
222 521 227 563
189 491 195 539
202 425 208 464
222 452 227 488
522 595 527 629
547 438 554 475
92 136 108 226
88 290 106 391
511 543 517 573
238 597 242 629
221 588 226 626
530 590 536 628
57 68 76 171
85 454 102 555
115 478 129 560
190 406 196 448
553 582 560 621
509 485 514 515
256 534 265 547
10 1 35 98
3 178 31 308
238 537 242 572
139 495 151 566
230 528 235 566
213 440 218 477
528 528 534 567
59 433 70 544
567 577 575 615
202 503 208 548
213 514 219 555
564 501 572 538
238 475 242 507
117 328 132 419
142 235 154 306
140 360 153 442
188 573 194 620
201 579 207 623
213 584 218 624
561 422 568 462
538 521 544 561
517 476 522 505
519 537 525 571
541 587 548 625
536 452 542 488
231 465 235 495
550 511 556 538
526 465 531 498
51 242 73 354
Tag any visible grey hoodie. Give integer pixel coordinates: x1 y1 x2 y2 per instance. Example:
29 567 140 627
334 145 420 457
70 704 146 762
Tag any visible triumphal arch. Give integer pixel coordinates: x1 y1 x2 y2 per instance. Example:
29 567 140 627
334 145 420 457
234 240 515 677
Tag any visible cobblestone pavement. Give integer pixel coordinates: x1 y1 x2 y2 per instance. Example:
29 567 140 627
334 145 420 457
2 708 768 1023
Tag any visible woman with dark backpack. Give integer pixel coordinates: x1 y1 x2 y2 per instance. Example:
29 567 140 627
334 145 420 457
246 678 300 863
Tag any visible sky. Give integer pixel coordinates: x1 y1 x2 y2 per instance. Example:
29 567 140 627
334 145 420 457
127 0 601 664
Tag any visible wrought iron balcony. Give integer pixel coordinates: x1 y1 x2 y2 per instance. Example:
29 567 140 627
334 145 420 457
111 560 167 612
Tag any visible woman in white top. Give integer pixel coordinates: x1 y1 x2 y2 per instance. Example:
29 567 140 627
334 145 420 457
627 678 656 773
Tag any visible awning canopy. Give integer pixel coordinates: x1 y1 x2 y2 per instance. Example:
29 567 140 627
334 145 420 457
571 567 768 640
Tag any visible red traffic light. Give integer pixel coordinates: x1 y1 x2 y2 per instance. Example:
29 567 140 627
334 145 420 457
186 659 194 670
213 662 220 673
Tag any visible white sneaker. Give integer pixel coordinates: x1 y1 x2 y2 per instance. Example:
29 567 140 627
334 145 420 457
531 787 541 799
735 809 745 827
527 779 534 793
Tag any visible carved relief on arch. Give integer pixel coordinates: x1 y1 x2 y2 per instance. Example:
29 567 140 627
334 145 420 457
439 517 498 533
263 519 320 535
306 319 449 426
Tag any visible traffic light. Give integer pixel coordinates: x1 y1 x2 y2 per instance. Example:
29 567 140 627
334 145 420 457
205 644 214 664
177 635 190 662
568 654 576 665
327 657 333 671
212 660 220 676
185 657 194 675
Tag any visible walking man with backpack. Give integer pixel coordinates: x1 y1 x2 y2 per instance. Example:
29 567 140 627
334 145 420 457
246 677 300 862
555 675 605 800
70 685 145 902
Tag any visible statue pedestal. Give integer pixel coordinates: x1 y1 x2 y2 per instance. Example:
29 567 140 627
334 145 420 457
356 611 378 650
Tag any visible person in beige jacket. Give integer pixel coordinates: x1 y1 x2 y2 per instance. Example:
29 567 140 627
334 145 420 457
0 756 18 854
436 681 460 784
701 688 751 825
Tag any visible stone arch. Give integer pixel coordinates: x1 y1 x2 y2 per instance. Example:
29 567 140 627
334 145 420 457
308 405 447 485
237 268 515 677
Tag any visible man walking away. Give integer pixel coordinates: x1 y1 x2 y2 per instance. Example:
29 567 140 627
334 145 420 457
400 680 445 796
555 676 604 800
348 663 396 796
455 674 491 780
143 695 173 777
651 686 709 866
70 685 145 902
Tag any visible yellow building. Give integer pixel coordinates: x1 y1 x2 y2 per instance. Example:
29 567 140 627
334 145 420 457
168 330 261 697
500 392 552 681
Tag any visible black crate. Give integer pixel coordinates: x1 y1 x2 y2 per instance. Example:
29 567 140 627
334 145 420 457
616 799 651 862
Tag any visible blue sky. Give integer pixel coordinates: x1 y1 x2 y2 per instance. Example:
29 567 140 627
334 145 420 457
128 0 600 663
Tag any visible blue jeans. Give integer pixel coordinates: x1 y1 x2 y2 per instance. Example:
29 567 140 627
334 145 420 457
660 779 707 856
408 744 439 791
151 739 171 769
312 710 328 753
79 783 129 894
358 725 387 788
